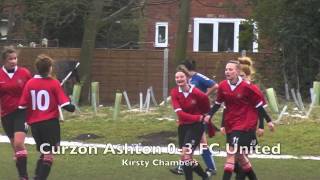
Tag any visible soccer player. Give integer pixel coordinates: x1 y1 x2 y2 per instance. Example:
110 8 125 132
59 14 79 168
204 60 268 180
224 58 275 180
171 69 211 180
238 58 275 136
0 46 32 180
183 59 218 96
18 54 75 180
177 60 218 176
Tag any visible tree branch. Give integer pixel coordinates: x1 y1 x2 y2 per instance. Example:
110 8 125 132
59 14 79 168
100 0 137 24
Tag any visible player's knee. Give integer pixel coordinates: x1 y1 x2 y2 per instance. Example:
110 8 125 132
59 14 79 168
13 134 26 151
14 143 25 151
13 133 26 150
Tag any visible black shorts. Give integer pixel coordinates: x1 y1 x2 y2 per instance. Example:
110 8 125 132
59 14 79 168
1 109 28 138
226 130 258 150
31 119 60 152
178 122 205 151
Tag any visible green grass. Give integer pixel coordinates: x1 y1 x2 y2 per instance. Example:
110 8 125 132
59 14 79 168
0 144 319 180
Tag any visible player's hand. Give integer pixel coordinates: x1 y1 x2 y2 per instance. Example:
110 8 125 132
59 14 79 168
256 128 264 137
203 115 211 124
220 127 226 135
267 122 275 132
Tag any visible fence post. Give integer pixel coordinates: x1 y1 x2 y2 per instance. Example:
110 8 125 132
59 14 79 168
113 92 122 120
163 48 169 105
313 81 320 106
123 91 132 110
266 88 279 113
72 84 82 111
91 82 99 114
139 92 143 112
150 86 158 106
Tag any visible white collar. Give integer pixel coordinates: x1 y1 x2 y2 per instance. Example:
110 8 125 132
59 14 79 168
2 66 17 79
227 76 243 91
34 75 44 78
178 84 194 98
2 66 17 73
178 84 194 93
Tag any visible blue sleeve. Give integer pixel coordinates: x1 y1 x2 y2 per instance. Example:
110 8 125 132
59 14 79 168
199 75 216 88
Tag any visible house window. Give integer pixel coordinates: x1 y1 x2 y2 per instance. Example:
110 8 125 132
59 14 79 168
0 19 8 40
218 23 234 52
199 24 213 51
193 18 258 52
155 22 168 47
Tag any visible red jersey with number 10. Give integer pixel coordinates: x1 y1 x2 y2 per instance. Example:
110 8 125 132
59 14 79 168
19 75 70 125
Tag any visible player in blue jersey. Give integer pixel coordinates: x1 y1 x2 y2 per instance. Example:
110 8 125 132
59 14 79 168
184 60 218 96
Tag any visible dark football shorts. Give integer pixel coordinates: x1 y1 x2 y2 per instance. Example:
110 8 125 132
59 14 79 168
31 118 60 152
1 109 28 138
226 130 258 151
178 122 205 151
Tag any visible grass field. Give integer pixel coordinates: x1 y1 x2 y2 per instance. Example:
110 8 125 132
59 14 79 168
1 105 320 179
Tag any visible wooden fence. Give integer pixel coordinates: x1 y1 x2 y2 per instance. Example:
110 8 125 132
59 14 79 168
13 48 281 105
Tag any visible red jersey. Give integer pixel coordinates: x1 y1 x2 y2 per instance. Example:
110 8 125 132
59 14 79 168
216 78 263 133
171 85 210 125
19 75 70 125
0 66 32 117
249 82 267 107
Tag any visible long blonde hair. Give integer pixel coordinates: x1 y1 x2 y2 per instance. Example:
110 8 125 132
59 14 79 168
238 56 255 80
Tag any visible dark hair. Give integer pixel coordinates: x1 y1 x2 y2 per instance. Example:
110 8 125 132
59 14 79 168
1 46 17 61
35 54 54 77
176 64 191 77
182 59 196 71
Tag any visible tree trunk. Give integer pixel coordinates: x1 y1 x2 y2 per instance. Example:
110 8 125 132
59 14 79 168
173 0 191 66
78 0 104 104
6 3 17 42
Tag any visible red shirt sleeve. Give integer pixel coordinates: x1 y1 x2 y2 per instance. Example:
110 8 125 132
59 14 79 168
18 82 30 109
26 69 32 81
245 84 264 108
170 88 201 123
251 84 267 107
215 83 224 105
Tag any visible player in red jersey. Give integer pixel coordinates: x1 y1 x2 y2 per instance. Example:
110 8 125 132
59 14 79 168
19 54 75 180
204 60 271 180
0 46 32 180
238 58 275 136
170 63 217 177
171 69 211 180
221 58 275 180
